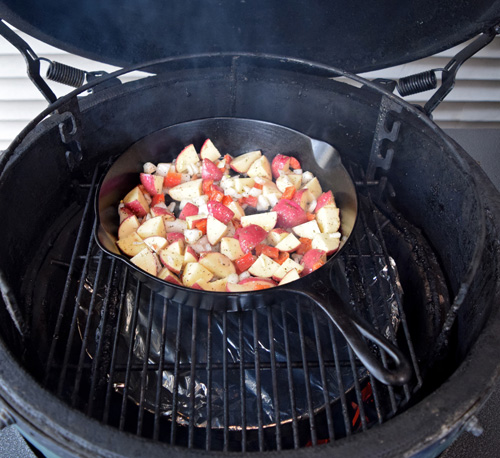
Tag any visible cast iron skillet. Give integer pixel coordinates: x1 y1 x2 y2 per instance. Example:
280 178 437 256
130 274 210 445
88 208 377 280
95 117 412 386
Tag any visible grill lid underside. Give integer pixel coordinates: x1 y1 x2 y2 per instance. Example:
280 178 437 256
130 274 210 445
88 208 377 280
0 0 499 72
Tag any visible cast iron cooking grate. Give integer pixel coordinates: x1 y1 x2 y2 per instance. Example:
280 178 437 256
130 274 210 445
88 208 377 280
24 161 446 452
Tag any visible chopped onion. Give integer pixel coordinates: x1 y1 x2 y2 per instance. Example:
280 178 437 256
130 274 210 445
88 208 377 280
184 229 203 244
307 199 317 213
239 271 251 281
143 162 157 174
156 163 172 176
301 171 314 184
267 193 279 207
227 273 239 284
194 195 209 206
143 193 152 205
249 187 262 197
293 169 303 175
198 203 209 215
256 195 270 211
253 176 266 185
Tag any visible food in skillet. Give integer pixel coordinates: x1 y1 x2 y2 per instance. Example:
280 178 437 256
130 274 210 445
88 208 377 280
116 139 341 291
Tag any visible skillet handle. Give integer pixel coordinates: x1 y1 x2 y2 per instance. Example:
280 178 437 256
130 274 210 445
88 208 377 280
283 282 412 386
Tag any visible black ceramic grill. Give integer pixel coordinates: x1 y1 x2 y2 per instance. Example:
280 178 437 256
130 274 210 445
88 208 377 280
0 2 500 456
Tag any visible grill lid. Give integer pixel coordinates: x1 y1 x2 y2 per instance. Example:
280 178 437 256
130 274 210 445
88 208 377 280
0 0 499 72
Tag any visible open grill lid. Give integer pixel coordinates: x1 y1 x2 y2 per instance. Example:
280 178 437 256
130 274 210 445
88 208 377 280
0 0 499 72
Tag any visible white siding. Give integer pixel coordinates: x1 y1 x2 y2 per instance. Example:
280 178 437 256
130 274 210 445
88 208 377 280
1 28 499 150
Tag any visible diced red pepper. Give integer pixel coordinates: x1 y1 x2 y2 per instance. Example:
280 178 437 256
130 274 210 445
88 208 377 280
312 261 325 271
232 219 242 231
306 212 316 221
240 195 258 207
194 218 208 235
222 195 233 206
255 244 279 259
235 253 256 274
202 179 214 195
296 237 313 255
253 182 263 190
209 186 224 203
163 172 183 188
289 157 301 169
224 154 232 164
276 251 290 265
254 283 274 290
281 186 296 200
151 194 165 206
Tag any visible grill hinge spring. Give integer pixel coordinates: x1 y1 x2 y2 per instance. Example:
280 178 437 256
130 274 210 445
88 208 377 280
396 23 499 115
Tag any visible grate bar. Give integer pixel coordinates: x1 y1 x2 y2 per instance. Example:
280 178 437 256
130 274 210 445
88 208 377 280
45 167 99 386
205 310 213 450
169 303 184 444
87 257 118 418
153 298 170 441
222 311 229 451
252 309 265 451
72 249 106 407
267 309 282 450
329 322 352 436
188 307 198 448
238 313 247 451
296 303 317 446
137 290 156 436
281 304 300 448
312 308 335 441
55 220 98 396
119 279 142 431
347 345 368 432
103 268 129 424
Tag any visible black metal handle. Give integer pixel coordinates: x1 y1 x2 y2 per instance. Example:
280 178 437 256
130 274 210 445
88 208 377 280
282 276 412 386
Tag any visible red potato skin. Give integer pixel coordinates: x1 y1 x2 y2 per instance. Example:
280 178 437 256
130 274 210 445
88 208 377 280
202 158 224 181
179 202 199 220
166 232 185 244
300 249 327 276
119 206 134 220
208 201 235 224
160 274 182 286
238 277 277 286
273 199 308 228
315 191 335 213
271 154 291 179
292 189 310 210
235 224 268 253
185 246 199 261
124 200 148 218
151 206 173 218
140 173 159 196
